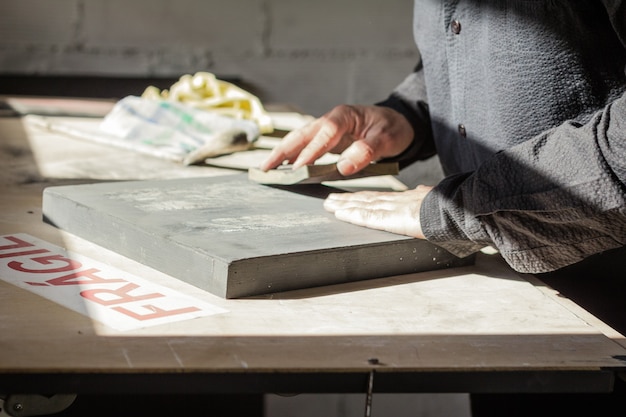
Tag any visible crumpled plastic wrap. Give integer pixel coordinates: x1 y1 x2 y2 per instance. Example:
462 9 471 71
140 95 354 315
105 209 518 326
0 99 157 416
142 72 274 134
100 96 260 165
99 72 274 165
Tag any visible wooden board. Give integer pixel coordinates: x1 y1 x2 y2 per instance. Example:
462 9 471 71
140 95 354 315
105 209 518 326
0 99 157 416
42 174 473 298
248 162 399 185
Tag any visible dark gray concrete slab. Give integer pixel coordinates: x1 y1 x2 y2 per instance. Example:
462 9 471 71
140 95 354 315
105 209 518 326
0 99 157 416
42 174 472 298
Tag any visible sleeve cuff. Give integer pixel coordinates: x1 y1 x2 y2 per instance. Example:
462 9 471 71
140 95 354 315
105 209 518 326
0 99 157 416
420 173 491 258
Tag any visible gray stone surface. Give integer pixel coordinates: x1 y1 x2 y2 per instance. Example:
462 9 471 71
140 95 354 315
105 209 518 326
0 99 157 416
43 174 472 298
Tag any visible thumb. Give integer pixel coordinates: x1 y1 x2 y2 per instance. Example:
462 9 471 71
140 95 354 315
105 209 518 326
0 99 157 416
336 140 377 176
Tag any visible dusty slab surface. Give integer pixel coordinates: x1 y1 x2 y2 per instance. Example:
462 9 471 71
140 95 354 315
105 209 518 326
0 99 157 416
42 174 471 298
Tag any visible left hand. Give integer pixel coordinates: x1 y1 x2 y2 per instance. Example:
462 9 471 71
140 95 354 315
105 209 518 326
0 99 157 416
323 185 434 239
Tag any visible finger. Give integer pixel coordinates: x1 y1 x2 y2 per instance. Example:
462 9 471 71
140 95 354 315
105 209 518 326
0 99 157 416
332 205 423 238
337 188 432 203
324 190 405 212
333 206 390 231
332 206 419 238
292 121 346 169
325 190 414 205
259 121 322 171
325 190 380 203
336 138 378 176
324 193 375 212
324 197 399 214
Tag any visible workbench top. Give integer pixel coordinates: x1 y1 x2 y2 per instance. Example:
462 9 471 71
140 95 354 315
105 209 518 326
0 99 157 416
1 110 625 395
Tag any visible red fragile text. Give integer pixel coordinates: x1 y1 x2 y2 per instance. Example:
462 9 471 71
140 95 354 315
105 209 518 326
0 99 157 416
0 235 200 322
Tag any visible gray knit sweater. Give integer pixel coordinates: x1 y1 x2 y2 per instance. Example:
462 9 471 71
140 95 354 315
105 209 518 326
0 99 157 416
378 0 626 273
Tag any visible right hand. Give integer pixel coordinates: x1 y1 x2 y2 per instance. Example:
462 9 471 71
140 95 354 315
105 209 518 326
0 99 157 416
259 104 415 176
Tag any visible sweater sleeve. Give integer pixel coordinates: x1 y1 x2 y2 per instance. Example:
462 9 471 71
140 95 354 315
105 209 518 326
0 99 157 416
375 60 437 166
421 92 626 274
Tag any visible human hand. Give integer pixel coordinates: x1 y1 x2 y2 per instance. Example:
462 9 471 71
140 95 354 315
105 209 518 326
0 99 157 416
323 185 433 239
259 105 414 176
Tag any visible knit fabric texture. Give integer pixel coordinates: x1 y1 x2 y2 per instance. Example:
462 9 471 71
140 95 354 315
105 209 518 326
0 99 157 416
378 0 626 273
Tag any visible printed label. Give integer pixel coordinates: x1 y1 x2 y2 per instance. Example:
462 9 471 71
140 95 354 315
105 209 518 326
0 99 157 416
0 233 227 331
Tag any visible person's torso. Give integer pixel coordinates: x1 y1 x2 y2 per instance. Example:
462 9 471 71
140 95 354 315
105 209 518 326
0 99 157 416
413 0 626 175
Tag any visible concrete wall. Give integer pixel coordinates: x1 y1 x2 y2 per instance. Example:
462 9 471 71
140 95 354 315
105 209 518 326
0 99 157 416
0 0 419 116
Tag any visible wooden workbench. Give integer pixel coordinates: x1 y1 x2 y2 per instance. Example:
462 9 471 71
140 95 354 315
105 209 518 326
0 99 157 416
1 110 625 398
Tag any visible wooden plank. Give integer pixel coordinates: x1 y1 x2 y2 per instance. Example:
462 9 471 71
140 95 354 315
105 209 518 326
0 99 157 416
42 174 472 298
248 162 399 185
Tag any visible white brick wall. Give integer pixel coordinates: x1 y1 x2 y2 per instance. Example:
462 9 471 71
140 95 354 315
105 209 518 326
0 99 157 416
0 0 418 116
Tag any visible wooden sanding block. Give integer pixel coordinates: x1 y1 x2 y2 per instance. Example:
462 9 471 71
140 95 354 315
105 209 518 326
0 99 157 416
248 162 399 185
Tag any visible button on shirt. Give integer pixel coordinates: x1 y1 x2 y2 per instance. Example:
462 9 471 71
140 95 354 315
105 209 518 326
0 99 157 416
457 123 466 138
451 19 461 34
378 0 626 273
451 18 465 139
